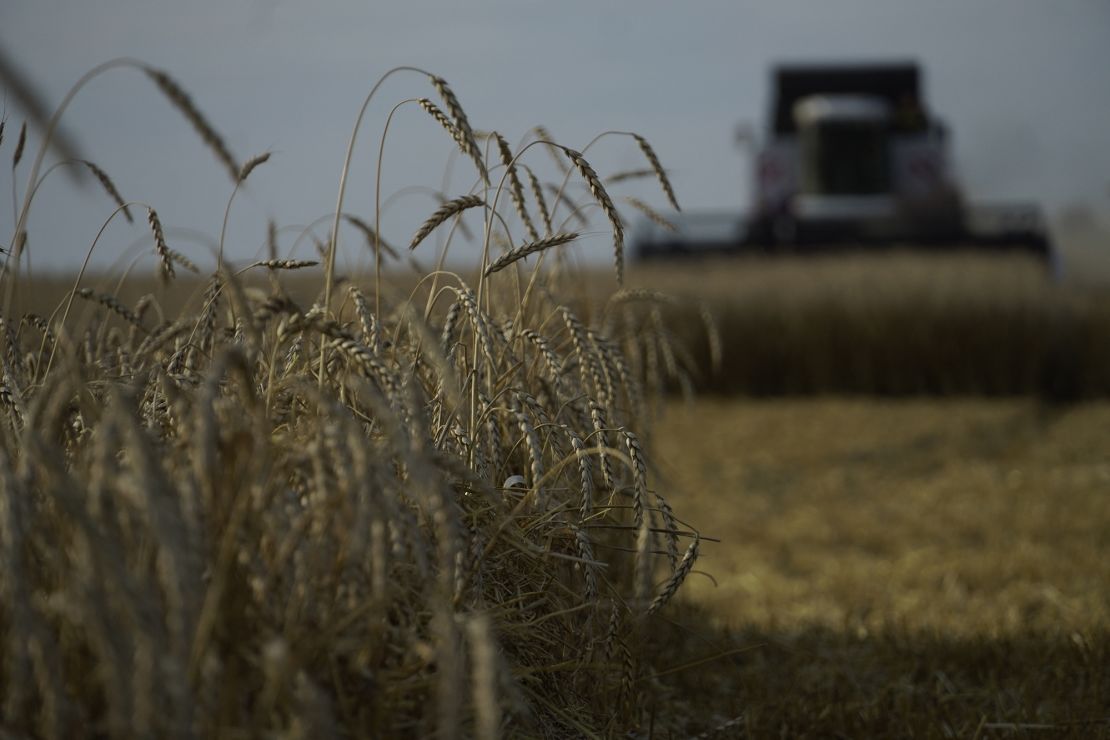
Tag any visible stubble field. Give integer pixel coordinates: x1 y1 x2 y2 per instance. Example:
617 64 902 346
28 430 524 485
649 396 1110 737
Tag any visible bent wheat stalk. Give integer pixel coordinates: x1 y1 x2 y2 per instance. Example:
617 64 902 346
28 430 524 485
484 233 579 276
410 194 485 251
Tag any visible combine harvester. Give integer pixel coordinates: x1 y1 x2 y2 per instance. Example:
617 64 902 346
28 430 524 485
633 61 1056 268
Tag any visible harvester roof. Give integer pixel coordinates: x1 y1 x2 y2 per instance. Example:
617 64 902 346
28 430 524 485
771 62 922 134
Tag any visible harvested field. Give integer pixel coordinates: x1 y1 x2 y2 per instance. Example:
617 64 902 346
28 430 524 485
651 398 1110 737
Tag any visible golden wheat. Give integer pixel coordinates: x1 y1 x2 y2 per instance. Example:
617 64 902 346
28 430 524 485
0 61 711 739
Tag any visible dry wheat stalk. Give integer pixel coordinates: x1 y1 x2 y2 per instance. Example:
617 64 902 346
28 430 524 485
543 182 590 230
586 329 618 415
345 214 399 261
484 232 579 276
562 306 609 409
655 494 680 569
77 288 143 328
512 399 544 509
521 328 565 400
632 134 679 211
648 534 699 615
495 133 539 242
266 218 279 262
409 194 484 251
532 125 568 174
347 285 377 348
523 166 553 235
440 299 463 360
11 121 26 168
622 195 677 232
573 525 599 602
165 248 199 274
604 168 658 185
430 76 488 183
417 98 465 153
79 159 133 223
699 301 722 376
564 427 594 519
562 148 625 284
587 399 615 495
146 208 174 284
253 259 319 271
144 67 240 181
238 151 271 182
622 430 649 530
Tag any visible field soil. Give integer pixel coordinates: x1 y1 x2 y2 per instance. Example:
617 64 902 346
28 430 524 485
650 398 1110 737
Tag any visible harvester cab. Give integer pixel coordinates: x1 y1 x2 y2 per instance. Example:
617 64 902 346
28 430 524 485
633 61 1055 267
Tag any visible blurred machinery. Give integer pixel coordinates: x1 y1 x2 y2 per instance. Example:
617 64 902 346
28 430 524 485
633 61 1055 266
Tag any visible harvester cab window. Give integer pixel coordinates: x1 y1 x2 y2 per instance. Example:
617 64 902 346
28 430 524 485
795 95 891 197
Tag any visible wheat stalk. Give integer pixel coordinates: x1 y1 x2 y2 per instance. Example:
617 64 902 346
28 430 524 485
532 125 568 173
76 288 143 328
495 133 539 242
238 151 271 182
632 134 680 211
11 121 26 168
79 159 133 223
430 76 488 183
345 214 400 261
647 534 699 615
252 259 319 271
562 148 625 284
410 194 484 251
605 168 658 185
146 208 174 284
144 67 240 182
523 166 553 235
622 195 677 232
484 232 579 276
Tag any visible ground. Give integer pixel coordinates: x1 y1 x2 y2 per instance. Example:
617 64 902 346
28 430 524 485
650 398 1110 738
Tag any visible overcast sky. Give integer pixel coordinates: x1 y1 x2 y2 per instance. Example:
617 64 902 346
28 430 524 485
1 0 1108 272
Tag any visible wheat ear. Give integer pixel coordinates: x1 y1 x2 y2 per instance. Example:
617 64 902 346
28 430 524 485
632 134 680 211
562 148 625 284
237 152 271 182
344 215 399 261
410 194 484 251
146 208 174 284
605 168 658 185
11 122 26 168
494 133 539 242
622 196 677 232
76 289 143 328
144 67 240 182
523 166 553 235
647 534 699 615
429 76 488 183
484 233 578 276
79 160 133 223
252 259 318 271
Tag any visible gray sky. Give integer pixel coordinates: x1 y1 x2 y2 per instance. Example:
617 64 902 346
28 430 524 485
2 0 1108 272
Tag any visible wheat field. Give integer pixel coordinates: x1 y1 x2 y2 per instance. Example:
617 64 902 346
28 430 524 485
0 63 717 738
3 59 1109 740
